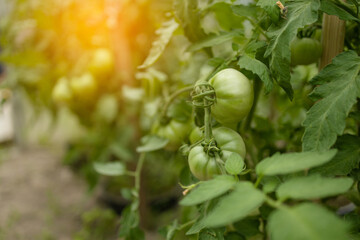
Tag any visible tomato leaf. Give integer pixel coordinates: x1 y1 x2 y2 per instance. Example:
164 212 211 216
138 18 179 69
268 203 350 240
174 0 206 42
180 175 236 206
93 162 126 176
238 53 273 93
255 150 337 176
187 30 243 52
202 182 265 228
302 51 360 152
263 0 321 99
320 0 360 22
276 175 353 200
118 204 141 238
225 153 245 175
136 135 169 152
310 135 360 176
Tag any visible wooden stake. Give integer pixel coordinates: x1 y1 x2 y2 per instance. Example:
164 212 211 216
319 14 346 70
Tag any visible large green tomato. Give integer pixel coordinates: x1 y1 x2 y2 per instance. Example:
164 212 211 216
154 120 192 151
290 38 322 66
209 69 253 125
88 48 115 78
188 127 246 180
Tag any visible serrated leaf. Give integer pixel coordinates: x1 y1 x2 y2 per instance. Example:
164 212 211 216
180 175 236 206
276 175 353 200
238 54 273 93
225 153 245 175
174 0 206 42
202 182 265 227
136 135 169 152
233 217 261 237
199 229 225 240
257 0 277 9
320 0 360 22
138 18 179 69
302 51 360 152
268 203 350 240
187 30 243 52
310 135 360 176
186 219 206 235
264 0 321 99
93 162 126 176
256 150 337 176
231 4 258 19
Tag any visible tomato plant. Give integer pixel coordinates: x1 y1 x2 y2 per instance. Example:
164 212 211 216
2 0 360 240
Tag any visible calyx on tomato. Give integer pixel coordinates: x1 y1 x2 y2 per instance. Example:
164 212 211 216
290 37 322 66
209 68 253 125
188 127 246 180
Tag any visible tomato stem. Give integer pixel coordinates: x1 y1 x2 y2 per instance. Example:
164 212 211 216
135 153 146 194
160 86 193 120
242 77 262 132
254 174 263 188
204 99 212 143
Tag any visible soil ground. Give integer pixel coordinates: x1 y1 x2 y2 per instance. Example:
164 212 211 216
0 146 94 240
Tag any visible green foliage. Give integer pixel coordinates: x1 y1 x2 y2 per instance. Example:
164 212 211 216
93 162 126 176
264 0 321 99
302 51 360 152
268 203 350 240
276 174 353 200
138 18 179 69
255 150 337 176
136 135 169 152
73 208 119 240
201 182 265 228
180 175 236 206
311 134 360 176
224 153 245 175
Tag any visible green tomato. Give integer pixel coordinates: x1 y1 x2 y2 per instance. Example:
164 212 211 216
189 127 203 144
188 127 246 180
70 73 97 100
188 145 221 180
290 38 322 66
154 120 192 151
94 94 118 123
209 68 254 124
52 77 72 104
88 48 115 78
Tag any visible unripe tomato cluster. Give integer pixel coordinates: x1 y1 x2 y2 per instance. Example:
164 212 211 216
52 48 115 105
154 68 253 181
51 48 117 123
188 127 246 180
